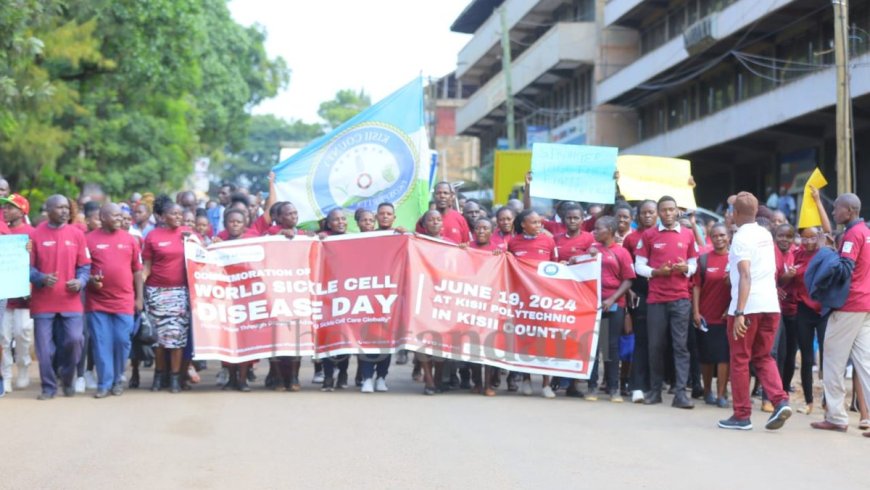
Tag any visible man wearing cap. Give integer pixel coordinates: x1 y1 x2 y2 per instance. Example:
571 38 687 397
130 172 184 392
29 195 91 399
86 203 143 398
1 194 35 392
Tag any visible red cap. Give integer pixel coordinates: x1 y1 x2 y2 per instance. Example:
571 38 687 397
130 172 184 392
0 193 30 215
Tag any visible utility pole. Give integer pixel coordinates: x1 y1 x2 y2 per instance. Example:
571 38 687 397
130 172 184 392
833 0 853 195
499 6 515 150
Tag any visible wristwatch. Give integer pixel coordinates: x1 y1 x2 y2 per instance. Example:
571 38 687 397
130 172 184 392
734 311 744 317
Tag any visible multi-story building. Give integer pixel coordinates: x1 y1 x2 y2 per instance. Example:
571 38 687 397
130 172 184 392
599 0 869 209
450 0 637 170
426 73 481 185
452 0 870 210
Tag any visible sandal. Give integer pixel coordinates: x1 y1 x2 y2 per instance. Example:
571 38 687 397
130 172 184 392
859 419 870 430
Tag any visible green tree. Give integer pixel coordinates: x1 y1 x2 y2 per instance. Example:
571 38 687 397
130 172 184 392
0 0 290 204
317 89 370 129
219 114 323 192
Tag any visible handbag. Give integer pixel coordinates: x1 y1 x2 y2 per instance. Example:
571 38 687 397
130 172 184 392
137 312 158 344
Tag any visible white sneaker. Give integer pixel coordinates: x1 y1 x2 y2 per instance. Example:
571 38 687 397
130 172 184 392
521 379 533 396
84 370 98 390
631 390 644 403
16 369 30 389
375 377 388 392
312 372 325 384
2 377 11 394
74 376 86 393
361 378 374 393
216 367 229 386
542 386 556 399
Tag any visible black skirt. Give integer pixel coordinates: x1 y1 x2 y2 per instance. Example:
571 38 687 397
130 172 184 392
698 324 729 364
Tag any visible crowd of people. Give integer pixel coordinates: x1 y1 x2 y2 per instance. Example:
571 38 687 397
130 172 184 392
1 171 869 435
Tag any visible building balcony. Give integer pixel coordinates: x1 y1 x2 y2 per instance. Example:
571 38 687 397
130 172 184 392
622 52 870 157
598 0 797 105
457 21 596 134
603 0 645 27
456 0 575 83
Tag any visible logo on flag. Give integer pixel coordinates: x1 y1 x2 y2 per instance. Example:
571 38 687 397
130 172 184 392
273 79 430 230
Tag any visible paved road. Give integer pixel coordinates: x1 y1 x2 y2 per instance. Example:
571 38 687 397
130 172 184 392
1 362 866 489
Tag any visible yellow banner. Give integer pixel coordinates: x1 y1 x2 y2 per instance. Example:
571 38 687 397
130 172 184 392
493 151 532 205
616 155 697 209
798 168 828 229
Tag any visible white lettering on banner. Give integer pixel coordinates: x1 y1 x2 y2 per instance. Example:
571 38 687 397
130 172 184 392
343 276 398 291
196 298 324 324
502 323 572 339
194 282 266 300
331 294 398 316
272 280 338 295
433 279 493 299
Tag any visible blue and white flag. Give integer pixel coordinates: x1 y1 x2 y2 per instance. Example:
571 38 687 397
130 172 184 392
272 79 430 229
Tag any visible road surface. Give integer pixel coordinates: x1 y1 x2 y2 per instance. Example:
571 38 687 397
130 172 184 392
1 362 866 489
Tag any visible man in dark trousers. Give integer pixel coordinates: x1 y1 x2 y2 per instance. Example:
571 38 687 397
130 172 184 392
29 195 91 399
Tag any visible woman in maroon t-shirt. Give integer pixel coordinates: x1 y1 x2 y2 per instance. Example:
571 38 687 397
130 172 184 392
415 210 448 395
774 223 798 396
491 207 516 251
691 223 731 407
218 209 257 392
508 210 558 399
588 217 636 402
784 226 827 414
355 209 377 232
318 208 351 391
142 202 191 394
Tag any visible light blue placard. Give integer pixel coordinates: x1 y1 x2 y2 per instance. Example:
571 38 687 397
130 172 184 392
530 143 618 204
0 235 29 300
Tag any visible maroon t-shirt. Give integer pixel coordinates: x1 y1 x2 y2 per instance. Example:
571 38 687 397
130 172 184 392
599 241 636 307
250 215 271 236
636 225 698 304
840 222 870 312
143 226 191 288
490 230 514 251
86 229 142 314
793 247 821 314
29 222 91 314
776 247 797 317
543 219 566 236
693 252 730 323
470 241 499 252
508 234 557 263
415 209 469 245
554 231 594 263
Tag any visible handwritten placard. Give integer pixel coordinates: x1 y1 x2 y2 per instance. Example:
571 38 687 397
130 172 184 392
0 235 29 300
530 143 617 203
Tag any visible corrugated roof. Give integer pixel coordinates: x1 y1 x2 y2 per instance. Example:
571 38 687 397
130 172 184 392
450 0 504 34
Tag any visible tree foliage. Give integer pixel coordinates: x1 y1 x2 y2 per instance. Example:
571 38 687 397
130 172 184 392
0 0 289 207
219 114 323 193
317 89 371 129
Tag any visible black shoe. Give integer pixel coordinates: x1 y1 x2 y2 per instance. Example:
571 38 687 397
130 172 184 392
169 374 181 394
691 385 705 399
129 370 140 389
507 376 518 392
321 377 335 392
151 371 164 392
565 386 585 398
111 383 124 396
337 371 348 389
62 385 75 397
37 392 55 401
396 351 409 365
239 380 251 392
718 416 752 430
94 390 109 399
643 391 663 405
246 369 256 382
460 378 472 390
765 402 793 430
423 386 436 396
143 359 154 368
672 392 695 409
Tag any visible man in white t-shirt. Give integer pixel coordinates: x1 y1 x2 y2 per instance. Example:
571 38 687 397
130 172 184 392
719 192 793 431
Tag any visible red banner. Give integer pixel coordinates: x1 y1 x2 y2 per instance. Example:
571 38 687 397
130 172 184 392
185 232 601 378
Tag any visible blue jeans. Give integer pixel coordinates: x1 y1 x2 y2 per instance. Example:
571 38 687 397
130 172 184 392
34 314 83 394
87 312 134 391
359 354 391 380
